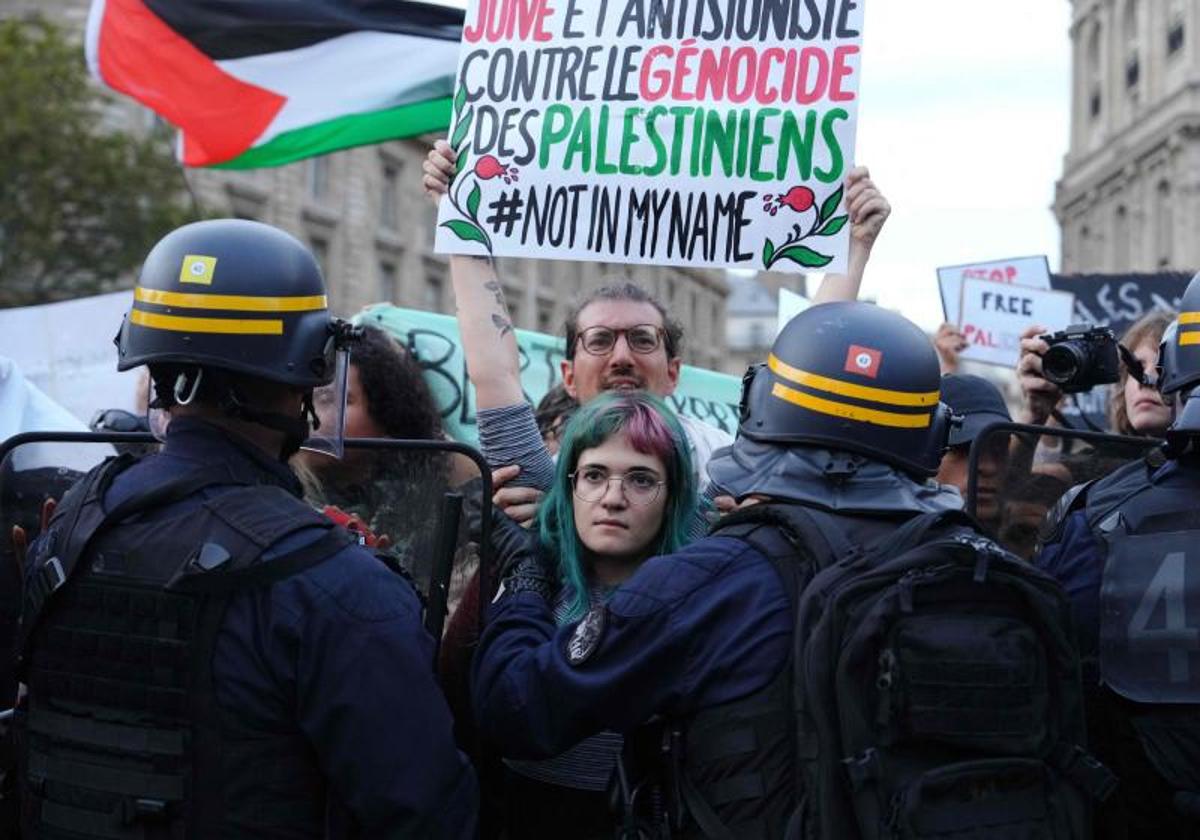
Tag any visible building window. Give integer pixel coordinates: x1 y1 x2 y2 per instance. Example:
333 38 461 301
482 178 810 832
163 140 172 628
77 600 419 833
536 298 555 334
749 321 765 349
307 157 329 201
1168 0 1185 55
503 285 522 323
1157 181 1173 268
309 236 330 277
381 164 400 230
1087 23 1103 119
425 272 444 312
1168 22 1185 55
1113 205 1129 270
1124 1 1140 92
379 260 397 302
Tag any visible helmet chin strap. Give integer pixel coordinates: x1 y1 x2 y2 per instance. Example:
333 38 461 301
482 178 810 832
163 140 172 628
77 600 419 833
219 386 313 461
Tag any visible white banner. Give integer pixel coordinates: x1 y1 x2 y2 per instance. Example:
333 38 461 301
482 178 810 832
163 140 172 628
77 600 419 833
0 291 140 425
436 0 864 274
957 277 1075 367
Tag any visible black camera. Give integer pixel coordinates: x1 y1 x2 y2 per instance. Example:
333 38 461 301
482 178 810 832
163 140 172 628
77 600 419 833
1040 325 1120 394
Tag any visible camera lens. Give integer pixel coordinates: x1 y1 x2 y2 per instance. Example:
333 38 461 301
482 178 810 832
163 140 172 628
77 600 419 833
1043 343 1086 387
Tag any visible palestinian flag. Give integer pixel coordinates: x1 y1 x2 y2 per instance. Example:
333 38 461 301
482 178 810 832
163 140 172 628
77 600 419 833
85 0 465 169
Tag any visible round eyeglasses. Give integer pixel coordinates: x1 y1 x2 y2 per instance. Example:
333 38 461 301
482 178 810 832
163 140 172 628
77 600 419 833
576 325 664 356
570 467 665 506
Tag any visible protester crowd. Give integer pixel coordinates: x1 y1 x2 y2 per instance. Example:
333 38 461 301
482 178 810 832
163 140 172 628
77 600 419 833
0 148 1196 840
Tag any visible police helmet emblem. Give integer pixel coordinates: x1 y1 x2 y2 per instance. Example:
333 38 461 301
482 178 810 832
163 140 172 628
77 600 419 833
566 605 606 666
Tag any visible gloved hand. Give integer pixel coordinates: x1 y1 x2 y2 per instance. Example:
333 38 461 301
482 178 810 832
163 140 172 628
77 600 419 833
489 506 557 602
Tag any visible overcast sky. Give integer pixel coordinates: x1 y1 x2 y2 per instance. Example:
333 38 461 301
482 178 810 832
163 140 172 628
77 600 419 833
852 1 1074 329
434 0 1075 331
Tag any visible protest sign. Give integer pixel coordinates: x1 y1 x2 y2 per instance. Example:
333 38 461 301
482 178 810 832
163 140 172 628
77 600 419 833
435 0 864 274
1051 271 1191 338
957 277 1075 367
0 291 141 425
357 303 741 445
937 255 1051 323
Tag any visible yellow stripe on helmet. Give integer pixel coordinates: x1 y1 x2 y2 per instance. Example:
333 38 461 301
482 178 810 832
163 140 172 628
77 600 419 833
770 382 932 428
130 309 283 336
768 354 940 408
135 287 327 313
1179 330 1200 346
1178 312 1200 325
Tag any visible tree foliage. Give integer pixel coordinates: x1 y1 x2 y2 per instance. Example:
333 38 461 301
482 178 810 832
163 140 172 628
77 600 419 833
0 16 200 307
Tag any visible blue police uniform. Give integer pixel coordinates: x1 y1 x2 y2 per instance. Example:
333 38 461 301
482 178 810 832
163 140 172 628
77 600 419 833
473 535 791 759
19 418 477 838
1036 455 1200 838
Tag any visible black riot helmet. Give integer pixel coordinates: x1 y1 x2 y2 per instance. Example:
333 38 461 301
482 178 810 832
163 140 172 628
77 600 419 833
739 301 953 477
1158 272 1200 398
116 219 340 388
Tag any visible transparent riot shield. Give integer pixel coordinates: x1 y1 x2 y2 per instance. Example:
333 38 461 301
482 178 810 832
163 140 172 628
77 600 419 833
296 437 494 650
0 431 494 721
965 421 1161 560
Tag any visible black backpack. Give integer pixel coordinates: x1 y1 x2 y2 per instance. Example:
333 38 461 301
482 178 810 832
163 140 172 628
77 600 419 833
711 503 1114 840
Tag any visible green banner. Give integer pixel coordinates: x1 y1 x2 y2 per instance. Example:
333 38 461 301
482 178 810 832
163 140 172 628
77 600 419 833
357 304 743 446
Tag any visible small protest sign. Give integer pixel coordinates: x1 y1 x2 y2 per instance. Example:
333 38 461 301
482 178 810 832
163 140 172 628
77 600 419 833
435 0 864 274
937 255 1052 323
957 277 1075 367
356 304 741 445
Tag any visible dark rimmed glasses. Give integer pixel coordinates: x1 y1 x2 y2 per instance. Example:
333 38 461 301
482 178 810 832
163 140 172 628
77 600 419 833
569 467 665 506
576 325 665 356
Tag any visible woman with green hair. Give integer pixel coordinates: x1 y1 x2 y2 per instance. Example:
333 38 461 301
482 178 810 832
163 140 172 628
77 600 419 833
491 388 700 838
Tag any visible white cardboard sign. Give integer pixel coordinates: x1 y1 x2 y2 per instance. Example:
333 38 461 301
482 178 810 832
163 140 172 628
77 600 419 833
435 0 865 274
937 255 1052 323
958 277 1075 367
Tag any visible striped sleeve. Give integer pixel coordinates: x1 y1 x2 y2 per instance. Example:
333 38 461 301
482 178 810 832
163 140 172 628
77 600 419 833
476 403 556 490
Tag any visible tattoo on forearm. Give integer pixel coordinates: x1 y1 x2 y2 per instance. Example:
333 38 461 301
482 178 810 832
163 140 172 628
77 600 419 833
483 280 506 309
491 313 514 338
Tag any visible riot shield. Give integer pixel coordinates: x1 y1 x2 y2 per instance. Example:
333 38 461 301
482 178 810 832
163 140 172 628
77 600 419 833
296 437 494 650
966 421 1161 560
0 431 494 695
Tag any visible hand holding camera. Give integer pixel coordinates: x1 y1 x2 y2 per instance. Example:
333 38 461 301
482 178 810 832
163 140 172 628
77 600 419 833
1017 323 1120 425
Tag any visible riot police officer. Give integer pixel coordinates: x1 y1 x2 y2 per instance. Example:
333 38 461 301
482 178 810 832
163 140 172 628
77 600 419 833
13 220 477 838
473 302 1096 838
1037 276 1200 838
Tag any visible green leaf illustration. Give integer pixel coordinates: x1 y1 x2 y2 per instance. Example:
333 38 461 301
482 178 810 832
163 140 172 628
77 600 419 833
775 245 834 269
819 185 843 224
815 214 849 237
466 183 481 219
451 109 472 151
441 219 488 247
454 86 467 116
762 237 775 268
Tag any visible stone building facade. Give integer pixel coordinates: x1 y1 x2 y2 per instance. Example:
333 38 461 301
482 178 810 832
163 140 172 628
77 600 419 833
10 0 730 371
1055 0 1200 274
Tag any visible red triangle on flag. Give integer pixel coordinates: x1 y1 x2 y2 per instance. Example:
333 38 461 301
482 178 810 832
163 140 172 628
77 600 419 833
96 0 286 166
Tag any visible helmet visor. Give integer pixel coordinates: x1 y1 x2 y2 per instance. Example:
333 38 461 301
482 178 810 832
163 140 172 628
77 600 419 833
304 348 349 459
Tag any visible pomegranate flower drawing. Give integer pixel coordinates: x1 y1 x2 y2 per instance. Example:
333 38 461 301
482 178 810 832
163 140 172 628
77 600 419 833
474 155 520 184
438 91 523 253
760 184 849 271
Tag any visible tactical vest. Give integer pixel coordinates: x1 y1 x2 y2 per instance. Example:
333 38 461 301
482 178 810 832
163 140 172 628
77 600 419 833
660 504 909 840
14 454 355 839
1090 462 1200 820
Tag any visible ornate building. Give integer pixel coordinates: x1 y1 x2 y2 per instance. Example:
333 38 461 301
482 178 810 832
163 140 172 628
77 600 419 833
7 0 730 371
1055 0 1200 273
